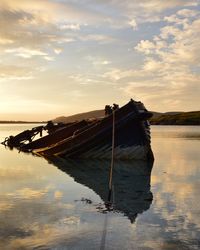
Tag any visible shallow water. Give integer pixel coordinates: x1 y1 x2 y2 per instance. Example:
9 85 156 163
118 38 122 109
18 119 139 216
0 125 200 250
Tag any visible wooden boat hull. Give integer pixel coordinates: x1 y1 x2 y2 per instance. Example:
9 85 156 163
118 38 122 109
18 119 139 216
34 100 153 160
21 120 88 151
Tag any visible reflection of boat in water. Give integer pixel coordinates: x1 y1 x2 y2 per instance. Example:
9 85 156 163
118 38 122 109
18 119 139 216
46 157 153 223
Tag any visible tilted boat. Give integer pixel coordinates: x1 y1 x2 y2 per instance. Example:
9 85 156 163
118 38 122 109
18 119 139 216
1 120 94 150
21 120 89 152
45 157 153 223
1 99 153 160
34 99 153 160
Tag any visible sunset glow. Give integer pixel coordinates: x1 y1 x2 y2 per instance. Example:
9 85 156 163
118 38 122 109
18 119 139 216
0 0 200 120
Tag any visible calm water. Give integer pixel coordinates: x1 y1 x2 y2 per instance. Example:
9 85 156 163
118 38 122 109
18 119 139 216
0 125 200 250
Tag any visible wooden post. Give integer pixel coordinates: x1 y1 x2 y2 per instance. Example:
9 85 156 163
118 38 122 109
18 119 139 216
108 110 115 202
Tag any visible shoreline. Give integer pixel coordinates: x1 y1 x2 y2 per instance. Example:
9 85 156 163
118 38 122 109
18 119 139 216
0 122 199 126
0 121 45 124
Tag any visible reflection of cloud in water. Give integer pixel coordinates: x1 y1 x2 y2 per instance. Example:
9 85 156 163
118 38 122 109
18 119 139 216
148 131 200 249
13 188 48 199
1 125 200 249
54 190 63 199
151 125 200 140
60 216 80 225
0 201 14 211
46 157 154 223
0 198 81 249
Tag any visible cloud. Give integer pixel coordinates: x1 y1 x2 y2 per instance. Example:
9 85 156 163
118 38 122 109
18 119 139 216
0 1 117 80
5 47 48 58
59 23 81 30
0 0 111 25
0 8 73 49
90 0 199 25
85 56 112 66
79 34 115 44
0 0 199 115
103 68 135 81
137 0 198 12
177 8 198 17
135 9 200 66
0 6 72 80
102 7 200 111
54 48 63 55
0 1 197 58
121 73 200 111
135 40 157 55
44 56 55 61
0 64 34 80
0 38 14 45
128 19 137 30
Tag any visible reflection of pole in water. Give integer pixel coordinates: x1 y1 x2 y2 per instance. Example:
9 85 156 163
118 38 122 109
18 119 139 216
100 213 109 250
100 186 115 250
101 184 114 250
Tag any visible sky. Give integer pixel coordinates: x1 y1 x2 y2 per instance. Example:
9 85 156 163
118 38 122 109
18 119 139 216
0 0 200 121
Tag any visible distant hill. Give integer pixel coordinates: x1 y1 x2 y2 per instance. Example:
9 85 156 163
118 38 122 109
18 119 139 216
53 109 200 125
150 111 200 125
53 110 105 123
